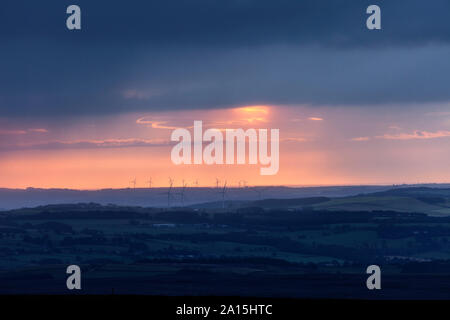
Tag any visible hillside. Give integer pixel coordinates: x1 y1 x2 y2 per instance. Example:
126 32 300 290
192 187 450 216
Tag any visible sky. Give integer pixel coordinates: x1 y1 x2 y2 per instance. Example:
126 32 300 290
1 0 450 189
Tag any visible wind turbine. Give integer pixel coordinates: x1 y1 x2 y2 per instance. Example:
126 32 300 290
218 180 227 209
130 178 137 190
166 177 174 208
177 179 188 206
146 177 153 189
215 177 220 189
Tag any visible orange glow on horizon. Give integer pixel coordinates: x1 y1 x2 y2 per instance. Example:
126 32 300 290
3 104 450 189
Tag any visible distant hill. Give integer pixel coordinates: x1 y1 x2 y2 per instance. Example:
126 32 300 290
2 185 450 215
271 188 450 216
370 186 450 199
246 197 330 208
189 187 450 216
0 185 410 210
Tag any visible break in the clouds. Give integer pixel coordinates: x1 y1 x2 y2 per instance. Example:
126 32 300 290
0 0 450 117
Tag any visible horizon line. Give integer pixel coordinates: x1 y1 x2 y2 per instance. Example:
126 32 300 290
1 182 450 192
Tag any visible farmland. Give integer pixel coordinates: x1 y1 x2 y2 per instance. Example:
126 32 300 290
1 188 450 298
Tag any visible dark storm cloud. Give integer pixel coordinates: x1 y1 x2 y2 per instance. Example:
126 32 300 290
0 0 449 117
2 0 450 47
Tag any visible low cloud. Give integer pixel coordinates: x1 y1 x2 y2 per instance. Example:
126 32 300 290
28 128 49 133
378 130 450 140
136 117 194 130
352 130 450 142
351 137 370 142
1 138 172 151
281 137 308 143
0 129 27 135
0 128 48 135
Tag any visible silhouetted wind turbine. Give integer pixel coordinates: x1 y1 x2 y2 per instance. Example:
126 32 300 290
147 177 152 189
177 179 188 206
218 180 227 209
215 177 220 189
130 178 137 190
166 177 174 208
